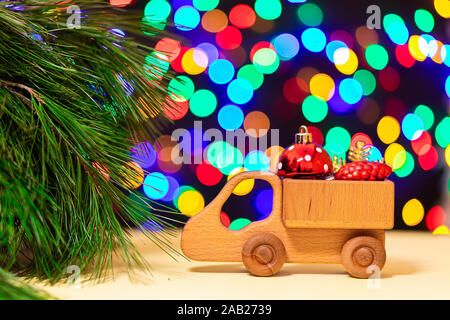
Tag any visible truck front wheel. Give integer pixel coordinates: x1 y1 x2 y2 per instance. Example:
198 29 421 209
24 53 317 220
341 236 386 279
242 233 286 277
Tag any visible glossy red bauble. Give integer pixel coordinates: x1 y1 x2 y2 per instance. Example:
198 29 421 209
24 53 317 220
277 126 333 179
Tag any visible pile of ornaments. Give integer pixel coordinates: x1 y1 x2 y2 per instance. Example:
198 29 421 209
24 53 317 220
276 126 392 181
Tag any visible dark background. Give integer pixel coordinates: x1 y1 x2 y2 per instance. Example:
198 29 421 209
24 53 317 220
119 0 449 230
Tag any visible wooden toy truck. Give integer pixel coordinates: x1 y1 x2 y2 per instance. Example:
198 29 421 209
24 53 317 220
181 171 394 278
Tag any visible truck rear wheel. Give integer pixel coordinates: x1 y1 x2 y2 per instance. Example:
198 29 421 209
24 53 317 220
242 233 286 277
341 236 386 279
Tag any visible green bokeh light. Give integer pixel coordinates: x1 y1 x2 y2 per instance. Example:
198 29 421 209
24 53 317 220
394 151 415 178
353 69 376 96
144 0 171 20
207 141 244 175
168 76 195 102
253 48 280 74
326 127 351 151
229 218 252 230
324 142 346 161
414 9 435 33
189 89 217 117
254 0 282 21
193 0 219 11
383 13 409 45
365 44 389 70
435 117 450 148
143 52 169 81
302 95 328 123
414 104 434 131
297 3 323 27
237 64 264 90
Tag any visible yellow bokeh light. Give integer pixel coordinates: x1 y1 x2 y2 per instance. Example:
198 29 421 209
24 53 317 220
121 161 144 189
402 198 424 226
385 143 407 171
178 190 205 217
377 116 400 144
434 0 450 18
432 225 450 235
228 167 254 196
408 35 427 61
181 48 208 75
335 49 358 75
445 145 450 167
431 40 445 64
310 73 335 101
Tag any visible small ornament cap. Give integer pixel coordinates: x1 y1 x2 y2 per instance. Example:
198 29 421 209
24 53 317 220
295 125 312 145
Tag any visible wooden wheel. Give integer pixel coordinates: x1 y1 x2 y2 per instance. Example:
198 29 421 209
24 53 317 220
242 233 286 277
341 236 386 279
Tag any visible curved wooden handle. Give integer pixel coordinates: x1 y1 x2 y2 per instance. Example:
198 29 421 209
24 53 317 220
205 171 283 217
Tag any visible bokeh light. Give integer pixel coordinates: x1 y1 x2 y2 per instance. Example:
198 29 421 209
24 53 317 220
178 189 205 216
365 44 389 70
227 78 254 104
196 162 223 186
271 33 300 61
237 64 264 90
414 9 435 33
254 0 282 21
339 78 363 104
326 127 351 152
143 172 169 200
168 75 195 102
252 47 280 74
394 151 415 178
383 13 409 45
297 2 323 27
229 4 256 29
228 167 255 196
218 104 244 131
208 59 235 84
402 198 424 226
302 95 328 123
425 206 446 231
174 5 201 31
402 113 424 141
189 89 217 117
254 189 273 219
201 9 228 33
216 25 242 50
377 116 400 144
301 28 326 53
353 69 376 96
193 0 218 12
244 151 270 171
310 73 335 101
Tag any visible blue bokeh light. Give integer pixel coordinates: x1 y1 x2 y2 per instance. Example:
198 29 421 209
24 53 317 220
143 172 170 200
339 78 363 105
208 59 235 84
227 78 254 104
218 105 244 131
301 28 326 52
254 189 273 220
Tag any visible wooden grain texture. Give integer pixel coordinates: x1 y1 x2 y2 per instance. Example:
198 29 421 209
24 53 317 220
283 179 395 229
242 233 286 276
181 171 387 266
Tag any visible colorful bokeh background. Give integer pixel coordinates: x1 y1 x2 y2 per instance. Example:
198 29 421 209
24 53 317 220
110 0 449 233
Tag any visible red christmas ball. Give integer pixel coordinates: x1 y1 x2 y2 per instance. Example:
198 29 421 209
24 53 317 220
277 126 333 179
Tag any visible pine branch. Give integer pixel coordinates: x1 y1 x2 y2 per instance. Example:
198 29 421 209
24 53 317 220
0 0 183 292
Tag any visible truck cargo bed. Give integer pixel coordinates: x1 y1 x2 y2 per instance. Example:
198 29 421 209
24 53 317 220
282 179 395 229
